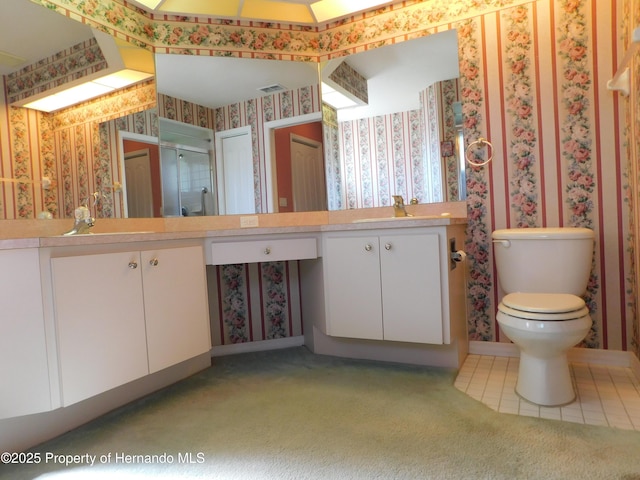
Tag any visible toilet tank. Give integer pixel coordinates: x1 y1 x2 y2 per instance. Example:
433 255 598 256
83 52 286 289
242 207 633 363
492 227 594 295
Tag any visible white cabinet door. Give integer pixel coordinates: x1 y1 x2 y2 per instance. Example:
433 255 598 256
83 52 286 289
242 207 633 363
324 235 383 340
380 233 443 344
0 249 51 419
52 251 149 406
142 246 211 373
324 231 444 344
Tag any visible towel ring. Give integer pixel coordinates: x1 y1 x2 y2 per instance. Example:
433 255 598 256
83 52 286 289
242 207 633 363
465 137 494 167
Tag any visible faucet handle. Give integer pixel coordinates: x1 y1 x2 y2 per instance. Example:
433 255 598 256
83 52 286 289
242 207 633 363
392 195 405 206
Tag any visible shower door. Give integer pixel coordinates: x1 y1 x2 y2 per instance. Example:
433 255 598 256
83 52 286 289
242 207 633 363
160 144 216 217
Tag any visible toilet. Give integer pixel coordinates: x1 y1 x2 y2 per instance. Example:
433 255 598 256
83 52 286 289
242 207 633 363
492 227 594 407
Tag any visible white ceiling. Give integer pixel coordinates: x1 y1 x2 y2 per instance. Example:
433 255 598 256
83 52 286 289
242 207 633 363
0 0 94 76
155 54 319 109
327 29 459 121
154 29 459 119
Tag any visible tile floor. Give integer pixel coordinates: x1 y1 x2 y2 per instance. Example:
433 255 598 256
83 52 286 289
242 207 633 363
454 354 640 431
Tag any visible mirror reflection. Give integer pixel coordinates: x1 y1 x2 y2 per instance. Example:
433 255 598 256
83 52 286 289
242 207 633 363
151 54 322 216
321 29 463 211
1 0 465 221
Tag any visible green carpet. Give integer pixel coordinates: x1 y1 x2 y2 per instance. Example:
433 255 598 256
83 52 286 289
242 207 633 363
2 347 640 479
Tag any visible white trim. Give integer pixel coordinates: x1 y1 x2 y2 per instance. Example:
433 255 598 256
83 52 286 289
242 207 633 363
117 131 158 218
469 340 638 369
211 336 305 357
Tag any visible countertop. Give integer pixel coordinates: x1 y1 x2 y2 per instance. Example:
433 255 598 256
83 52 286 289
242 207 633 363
0 202 467 250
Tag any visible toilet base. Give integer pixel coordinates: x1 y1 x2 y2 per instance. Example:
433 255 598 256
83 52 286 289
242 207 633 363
515 350 576 407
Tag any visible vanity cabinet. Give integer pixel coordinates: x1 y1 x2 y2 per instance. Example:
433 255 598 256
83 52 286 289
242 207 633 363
0 248 52 419
323 230 443 344
141 246 210 373
52 245 210 406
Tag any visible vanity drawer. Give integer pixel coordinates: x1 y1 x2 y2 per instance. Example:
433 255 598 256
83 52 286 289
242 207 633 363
208 238 318 265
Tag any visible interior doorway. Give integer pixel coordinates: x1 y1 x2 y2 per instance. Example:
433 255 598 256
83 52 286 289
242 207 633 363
118 131 162 218
124 149 153 218
290 135 326 212
214 126 255 215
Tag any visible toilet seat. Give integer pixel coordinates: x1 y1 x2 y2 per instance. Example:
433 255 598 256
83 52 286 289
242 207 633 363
499 293 589 321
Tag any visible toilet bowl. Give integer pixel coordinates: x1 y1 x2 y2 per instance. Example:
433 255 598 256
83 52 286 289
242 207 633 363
492 228 595 407
497 292 591 406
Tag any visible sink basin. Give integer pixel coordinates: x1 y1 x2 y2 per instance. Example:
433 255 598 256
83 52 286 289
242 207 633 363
352 214 451 223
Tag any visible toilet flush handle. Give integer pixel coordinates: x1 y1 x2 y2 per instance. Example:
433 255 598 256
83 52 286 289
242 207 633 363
492 239 511 248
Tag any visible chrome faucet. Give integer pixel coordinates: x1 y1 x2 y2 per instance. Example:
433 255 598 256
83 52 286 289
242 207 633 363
63 192 99 235
392 195 413 217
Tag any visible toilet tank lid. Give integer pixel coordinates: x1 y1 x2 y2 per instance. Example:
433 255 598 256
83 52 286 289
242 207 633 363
492 227 594 240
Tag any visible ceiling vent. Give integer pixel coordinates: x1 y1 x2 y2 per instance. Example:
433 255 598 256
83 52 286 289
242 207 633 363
257 84 288 94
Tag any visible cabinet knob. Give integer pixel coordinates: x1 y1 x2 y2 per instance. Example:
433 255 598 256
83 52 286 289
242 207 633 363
128 261 138 269
264 247 271 255
364 244 373 252
149 258 159 266
385 243 392 251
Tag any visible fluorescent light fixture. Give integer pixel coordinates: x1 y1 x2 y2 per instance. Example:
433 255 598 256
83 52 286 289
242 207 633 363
23 69 153 113
321 82 358 109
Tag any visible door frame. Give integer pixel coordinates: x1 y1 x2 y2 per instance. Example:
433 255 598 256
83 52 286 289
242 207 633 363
263 112 322 213
117 131 159 218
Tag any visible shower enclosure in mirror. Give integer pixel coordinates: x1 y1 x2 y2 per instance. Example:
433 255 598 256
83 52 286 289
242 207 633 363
118 118 217 218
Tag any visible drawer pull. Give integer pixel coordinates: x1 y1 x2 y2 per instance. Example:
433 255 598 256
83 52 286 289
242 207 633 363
264 247 271 255
128 261 138 269
149 258 159 266
364 244 373 252
385 243 392 251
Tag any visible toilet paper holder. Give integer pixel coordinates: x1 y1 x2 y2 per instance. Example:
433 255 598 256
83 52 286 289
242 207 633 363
449 238 467 270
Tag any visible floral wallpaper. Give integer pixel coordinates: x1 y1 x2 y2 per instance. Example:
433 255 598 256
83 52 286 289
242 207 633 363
208 261 304 346
3 0 638 355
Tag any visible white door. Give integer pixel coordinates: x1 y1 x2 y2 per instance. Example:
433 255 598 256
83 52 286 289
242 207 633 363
124 149 153 218
215 126 255 214
290 135 326 212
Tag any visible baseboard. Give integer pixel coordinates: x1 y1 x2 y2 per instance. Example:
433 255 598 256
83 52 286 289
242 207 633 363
469 340 639 369
211 336 305 357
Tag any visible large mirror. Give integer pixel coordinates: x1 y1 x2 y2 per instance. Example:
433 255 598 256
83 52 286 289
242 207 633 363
126 28 463 218
115 54 322 218
321 29 463 211
1 0 464 221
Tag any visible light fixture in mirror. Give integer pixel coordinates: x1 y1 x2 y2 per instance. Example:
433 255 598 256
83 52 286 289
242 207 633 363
321 82 360 109
24 69 154 113
12 30 154 113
